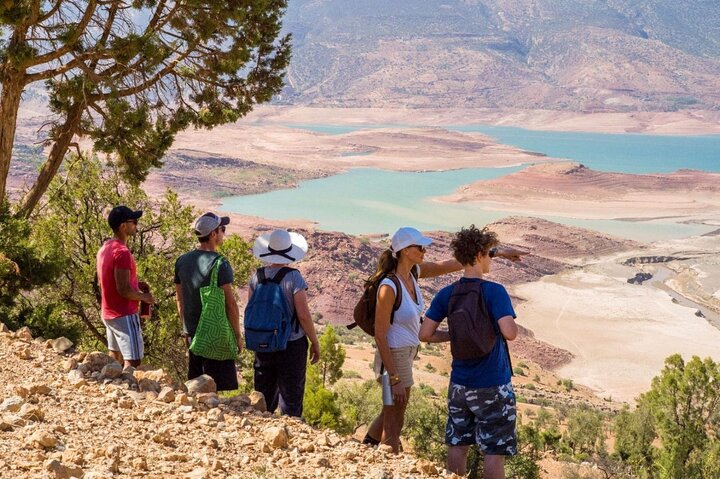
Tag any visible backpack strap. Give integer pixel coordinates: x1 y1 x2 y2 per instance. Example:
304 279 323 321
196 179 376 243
210 255 224 287
270 267 296 284
384 273 404 324
256 267 266 284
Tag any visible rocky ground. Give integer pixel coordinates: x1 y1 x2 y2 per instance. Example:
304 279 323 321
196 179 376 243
0 324 446 479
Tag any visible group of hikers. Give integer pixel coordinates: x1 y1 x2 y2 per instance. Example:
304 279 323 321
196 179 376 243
96 205 525 478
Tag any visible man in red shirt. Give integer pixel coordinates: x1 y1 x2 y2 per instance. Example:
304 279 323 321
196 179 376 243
96 205 154 369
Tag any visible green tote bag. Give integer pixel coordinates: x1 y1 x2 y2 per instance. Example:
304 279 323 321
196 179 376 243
189 255 238 361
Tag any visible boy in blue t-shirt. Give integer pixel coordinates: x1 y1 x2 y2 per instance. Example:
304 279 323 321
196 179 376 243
420 225 519 479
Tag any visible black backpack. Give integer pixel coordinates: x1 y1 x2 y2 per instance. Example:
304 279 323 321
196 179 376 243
348 266 419 336
447 280 511 369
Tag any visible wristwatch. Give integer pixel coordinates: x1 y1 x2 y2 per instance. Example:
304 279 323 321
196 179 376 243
489 247 498 258
389 374 402 386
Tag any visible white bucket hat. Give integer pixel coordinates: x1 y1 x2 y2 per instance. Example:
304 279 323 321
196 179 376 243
391 227 432 252
252 229 308 264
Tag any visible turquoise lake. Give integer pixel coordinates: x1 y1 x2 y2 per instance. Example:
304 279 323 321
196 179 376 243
222 125 720 241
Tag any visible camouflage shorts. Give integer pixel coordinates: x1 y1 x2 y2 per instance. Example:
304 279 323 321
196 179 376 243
445 382 517 455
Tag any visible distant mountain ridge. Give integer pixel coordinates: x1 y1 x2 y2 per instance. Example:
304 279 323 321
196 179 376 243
279 0 720 111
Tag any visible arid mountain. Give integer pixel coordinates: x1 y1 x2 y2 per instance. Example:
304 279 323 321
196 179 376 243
280 0 720 111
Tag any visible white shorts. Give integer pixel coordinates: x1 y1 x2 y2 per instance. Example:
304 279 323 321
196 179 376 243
104 313 144 361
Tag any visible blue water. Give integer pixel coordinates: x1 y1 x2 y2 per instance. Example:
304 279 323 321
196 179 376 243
222 167 716 241
224 123 720 241
447 125 720 174
223 167 523 234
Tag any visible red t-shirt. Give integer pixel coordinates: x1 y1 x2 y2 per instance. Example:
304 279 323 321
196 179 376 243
96 239 139 320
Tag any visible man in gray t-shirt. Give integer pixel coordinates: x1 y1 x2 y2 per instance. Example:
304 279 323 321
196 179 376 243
174 250 234 336
174 212 241 391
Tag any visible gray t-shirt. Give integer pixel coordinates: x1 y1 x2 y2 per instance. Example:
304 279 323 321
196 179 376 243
174 250 234 336
248 266 308 341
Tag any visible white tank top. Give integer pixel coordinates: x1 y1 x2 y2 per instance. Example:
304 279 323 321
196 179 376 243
378 270 424 348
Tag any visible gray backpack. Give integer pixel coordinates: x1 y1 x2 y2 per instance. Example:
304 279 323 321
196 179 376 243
447 280 502 361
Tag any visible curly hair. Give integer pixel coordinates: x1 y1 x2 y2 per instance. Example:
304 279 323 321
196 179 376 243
450 225 499 266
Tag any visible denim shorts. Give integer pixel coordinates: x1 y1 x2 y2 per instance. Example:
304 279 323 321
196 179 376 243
445 381 517 455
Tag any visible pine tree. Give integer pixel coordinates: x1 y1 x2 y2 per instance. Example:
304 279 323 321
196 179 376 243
0 1 290 214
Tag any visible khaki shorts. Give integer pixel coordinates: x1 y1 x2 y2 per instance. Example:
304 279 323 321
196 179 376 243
374 345 418 389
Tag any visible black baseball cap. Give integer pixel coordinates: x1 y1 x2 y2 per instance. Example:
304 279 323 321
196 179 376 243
108 205 143 230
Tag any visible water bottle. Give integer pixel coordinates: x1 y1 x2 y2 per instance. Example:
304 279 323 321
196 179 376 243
381 371 394 406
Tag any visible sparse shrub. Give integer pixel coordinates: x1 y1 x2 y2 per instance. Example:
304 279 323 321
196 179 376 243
424 362 437 373
513 367 526 376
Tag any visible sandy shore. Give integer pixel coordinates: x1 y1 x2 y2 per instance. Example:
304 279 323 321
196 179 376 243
512 239 720 403
246 106 720 136
169 124 548 173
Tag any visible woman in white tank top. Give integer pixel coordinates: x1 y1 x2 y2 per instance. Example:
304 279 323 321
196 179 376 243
363 227 468 453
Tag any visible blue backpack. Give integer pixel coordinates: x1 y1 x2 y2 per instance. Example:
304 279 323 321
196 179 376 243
244 267 297 352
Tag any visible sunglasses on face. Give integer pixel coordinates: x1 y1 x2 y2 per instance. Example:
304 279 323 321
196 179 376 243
410 244 426 252
220 225 226 233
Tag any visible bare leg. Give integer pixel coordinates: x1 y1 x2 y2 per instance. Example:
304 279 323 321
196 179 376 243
124 359 140 369
380 387 411 453
484 454 505 479
108 350 123 364
447 445 470 476
366 411 384 443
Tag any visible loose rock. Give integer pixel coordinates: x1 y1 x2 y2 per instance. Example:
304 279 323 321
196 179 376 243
264 426 289 449
27 430 58 449
157 387 175 403
100 363 123 380
249 391 267 412
185 375 216 394
51 337 74 354
0 396 24 413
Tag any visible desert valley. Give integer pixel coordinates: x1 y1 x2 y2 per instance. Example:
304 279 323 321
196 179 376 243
2 0 720 477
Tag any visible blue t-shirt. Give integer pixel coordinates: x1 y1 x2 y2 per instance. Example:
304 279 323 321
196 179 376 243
425 278 516 388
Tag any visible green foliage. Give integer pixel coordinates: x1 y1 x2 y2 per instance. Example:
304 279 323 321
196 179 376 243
335 380 381 435
303 364 344 431
563 406 606 456
640 354 720 479
27 157 200 377
0 199 64 333
1 0 292 211
404 388 449 465
513 366 526 376
613 404 656 477
218 235 260 289
317 325 346 387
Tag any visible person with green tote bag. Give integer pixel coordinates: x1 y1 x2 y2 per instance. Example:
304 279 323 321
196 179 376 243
175 212 242 391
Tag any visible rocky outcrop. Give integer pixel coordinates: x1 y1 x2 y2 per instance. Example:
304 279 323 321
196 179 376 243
627 272 653 285
623 256 688 265
0 323 447 478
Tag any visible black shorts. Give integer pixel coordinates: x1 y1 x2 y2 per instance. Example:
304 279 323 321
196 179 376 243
188 348 238 391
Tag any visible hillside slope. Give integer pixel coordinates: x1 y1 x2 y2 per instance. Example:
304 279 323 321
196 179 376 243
280 0 720 111
0 325 442 478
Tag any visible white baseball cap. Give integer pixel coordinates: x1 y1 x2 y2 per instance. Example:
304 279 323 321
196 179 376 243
391 227 432 252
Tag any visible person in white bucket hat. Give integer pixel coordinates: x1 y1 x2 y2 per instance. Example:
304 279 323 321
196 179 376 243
246 229 320 418
363 226 527 453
